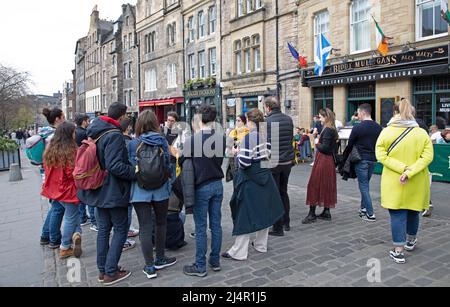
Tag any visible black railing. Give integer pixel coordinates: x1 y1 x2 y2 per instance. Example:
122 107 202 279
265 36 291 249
0 148 21 171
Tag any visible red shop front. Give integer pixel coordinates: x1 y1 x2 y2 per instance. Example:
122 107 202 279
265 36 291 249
139 97 185 124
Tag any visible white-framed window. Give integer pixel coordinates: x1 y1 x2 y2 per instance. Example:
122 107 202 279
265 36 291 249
145 0 151 17
129 33 133 49
167 64 177 88
247 0 253 13
244 38 251 73
209 6 216 34
209 48 217 76
234 40 242 75
126 16 130 26
168 23 176 46
252 35 261 71
145 69 157 92
113 79 117 94
238 0 244 17
198 11 205 38
166 0 177 6
124 63 129 79
314 10 330 55
350 0 371 53
198 51 206 78
188 16 195 42
103 94 106 109
124 90 129 106
129 90 133 107
103 70 106 86
255 0 262 9
150 31 156 52
416 0 449 40
128 61 132 79
188 54 196 79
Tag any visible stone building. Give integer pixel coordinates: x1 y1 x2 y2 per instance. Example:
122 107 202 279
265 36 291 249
297 0 450 129
182 0 222 124
136 0 185 124
75 37 87 115
121 4 139 115
84 7 114 117
220 0 299 128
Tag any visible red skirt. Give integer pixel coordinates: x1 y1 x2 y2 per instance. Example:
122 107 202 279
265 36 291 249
306 151 337 208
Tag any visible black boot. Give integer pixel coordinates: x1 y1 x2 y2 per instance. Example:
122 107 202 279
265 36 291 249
302 206 317 224
318 208 332 221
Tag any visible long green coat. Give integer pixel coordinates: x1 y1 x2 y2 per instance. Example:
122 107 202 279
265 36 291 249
376 126 434 212
230 162 284 236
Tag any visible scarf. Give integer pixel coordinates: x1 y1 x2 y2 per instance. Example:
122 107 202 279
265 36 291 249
387 115 419 128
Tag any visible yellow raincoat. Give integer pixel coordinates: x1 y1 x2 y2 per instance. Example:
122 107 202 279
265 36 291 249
376 125 434 212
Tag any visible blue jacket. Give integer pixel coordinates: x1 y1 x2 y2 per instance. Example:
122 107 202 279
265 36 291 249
77 117 136 209
128 132 172 203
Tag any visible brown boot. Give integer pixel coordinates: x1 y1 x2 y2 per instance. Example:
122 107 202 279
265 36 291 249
72 232 82 258
60 248 74 259
103 270 131 286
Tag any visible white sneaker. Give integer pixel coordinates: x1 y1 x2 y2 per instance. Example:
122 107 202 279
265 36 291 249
404 238 418 251
123 239 136 252
310 162 314 166
90 224 98 232
422 204 433 217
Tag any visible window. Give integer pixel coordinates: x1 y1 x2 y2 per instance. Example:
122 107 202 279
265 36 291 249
168 23 176 46
209 48 217 76
313 87 334 116
350 0 371 53
103 70 106 86
209 6 216 34
237 0 244 17
128 62 132 79
129 90 133 107
416 0 448 40
414 76 450 127
102 46 106 60
124 90 128 106
247 0 253 13
103 94 106 109
188 54 196 79
252 35 261 71
151 32 156 52
244 38 251 73
113 79 117 94
166 0 177 6
124 63 128 79
123 35 128 51
198 51 206 78
167 64 177 88
126 16 130 26
234 40 242 75
198 11 205 38
145 0 151 17
129 33 133 49
255 0 262 9
145 69 157 92
314 10 330 55
188 17 195 42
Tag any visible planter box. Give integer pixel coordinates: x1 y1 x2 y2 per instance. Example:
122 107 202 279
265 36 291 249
0 149 21 171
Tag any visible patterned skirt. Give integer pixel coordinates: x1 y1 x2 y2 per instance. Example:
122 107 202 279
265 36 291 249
306 151 337 209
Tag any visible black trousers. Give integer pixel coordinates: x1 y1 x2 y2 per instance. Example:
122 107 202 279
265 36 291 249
271 164 292 231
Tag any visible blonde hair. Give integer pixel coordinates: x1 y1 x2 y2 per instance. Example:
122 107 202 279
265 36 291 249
394 99 415 121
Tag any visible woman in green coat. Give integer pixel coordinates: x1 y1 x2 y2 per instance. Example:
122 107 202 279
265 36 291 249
376 98 434 264
222 109 284 261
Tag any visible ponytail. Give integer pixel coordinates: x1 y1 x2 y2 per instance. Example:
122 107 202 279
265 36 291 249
394 99 415 121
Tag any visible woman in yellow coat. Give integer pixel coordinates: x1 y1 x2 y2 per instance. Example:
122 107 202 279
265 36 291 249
376 98 434 264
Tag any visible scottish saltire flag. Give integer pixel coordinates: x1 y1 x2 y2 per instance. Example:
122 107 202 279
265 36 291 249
314 33 332 76
441 0 450 24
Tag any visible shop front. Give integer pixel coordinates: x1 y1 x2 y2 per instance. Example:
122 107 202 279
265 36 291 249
301 43 450 128
184 87 222 125
139 97 185 124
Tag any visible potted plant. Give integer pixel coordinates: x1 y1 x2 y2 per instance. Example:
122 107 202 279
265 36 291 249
192 78 204 89
0 137 20 171
184 80 194 90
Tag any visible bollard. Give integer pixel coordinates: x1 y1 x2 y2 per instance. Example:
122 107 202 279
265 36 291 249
9 163 23 182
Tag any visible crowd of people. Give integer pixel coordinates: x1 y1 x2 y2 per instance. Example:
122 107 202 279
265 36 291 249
3 127 35 145
31 96 446 285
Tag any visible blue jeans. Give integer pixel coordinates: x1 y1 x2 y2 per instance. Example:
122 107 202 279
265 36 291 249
355 160 376 216
127 204 133 233
96 207 128 277
61 203 82 249
299 142 312 160
41 200 65 244
389 210 420 246
193 180 223 272
79 203 97 226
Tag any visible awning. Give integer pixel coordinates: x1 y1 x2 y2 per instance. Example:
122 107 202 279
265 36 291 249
139 97 184 107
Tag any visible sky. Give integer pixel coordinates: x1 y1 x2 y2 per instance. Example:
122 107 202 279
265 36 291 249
0 0 136 96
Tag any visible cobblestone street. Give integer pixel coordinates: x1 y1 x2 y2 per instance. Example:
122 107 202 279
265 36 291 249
1 153 449 287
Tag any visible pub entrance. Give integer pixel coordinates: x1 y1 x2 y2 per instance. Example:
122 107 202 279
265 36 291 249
347 82 376 122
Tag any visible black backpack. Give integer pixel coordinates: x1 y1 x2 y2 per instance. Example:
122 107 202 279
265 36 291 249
136 142 170 190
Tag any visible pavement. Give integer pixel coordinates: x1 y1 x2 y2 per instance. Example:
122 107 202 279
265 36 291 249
0 151 449 287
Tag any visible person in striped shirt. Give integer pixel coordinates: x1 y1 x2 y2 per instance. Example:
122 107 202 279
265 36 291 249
222 109 284 261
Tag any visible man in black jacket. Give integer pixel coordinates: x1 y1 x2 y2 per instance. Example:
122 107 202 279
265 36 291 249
264 97 294 236
78 102 137 286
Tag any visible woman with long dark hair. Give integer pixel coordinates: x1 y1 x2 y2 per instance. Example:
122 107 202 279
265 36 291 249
302 108 338 224
128 110 176 279
41 122 82 258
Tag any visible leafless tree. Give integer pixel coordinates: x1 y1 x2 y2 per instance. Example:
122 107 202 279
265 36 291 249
0 64 31 131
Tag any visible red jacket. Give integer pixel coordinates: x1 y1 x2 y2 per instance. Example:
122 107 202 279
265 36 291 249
41 164 80 204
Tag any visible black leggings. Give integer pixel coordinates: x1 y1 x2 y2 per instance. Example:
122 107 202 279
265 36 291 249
133 200 169 266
